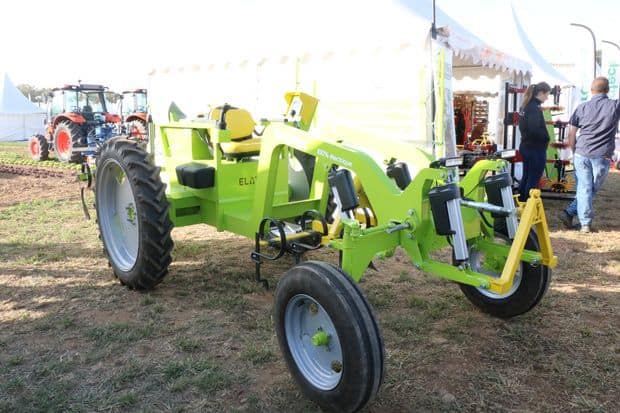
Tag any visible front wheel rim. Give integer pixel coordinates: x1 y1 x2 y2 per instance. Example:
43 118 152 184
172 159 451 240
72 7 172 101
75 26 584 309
471 244 522 299
29 140 39 157
56 130 70 155
98 159 140 272
284 294 343 390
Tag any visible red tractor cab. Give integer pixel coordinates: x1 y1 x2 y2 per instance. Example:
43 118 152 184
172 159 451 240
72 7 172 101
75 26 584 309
120 89 148 140
29 83 122 163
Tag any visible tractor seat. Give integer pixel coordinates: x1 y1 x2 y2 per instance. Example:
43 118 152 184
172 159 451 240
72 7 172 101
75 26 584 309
210 107 262 159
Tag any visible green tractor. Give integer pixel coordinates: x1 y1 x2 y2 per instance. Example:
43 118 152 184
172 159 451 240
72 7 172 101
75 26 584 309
94 92 556 412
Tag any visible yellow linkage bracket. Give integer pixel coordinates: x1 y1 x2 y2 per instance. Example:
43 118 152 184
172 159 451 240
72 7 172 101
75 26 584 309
489 189 558 294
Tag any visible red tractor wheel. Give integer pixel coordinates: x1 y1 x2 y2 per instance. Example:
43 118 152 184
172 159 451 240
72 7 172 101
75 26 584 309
128 120 148 141
53 121 84 163
28 134 49 161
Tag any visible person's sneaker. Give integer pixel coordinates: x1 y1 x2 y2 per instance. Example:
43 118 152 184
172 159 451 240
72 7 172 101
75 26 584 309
579 225 591 233
558 210 574 229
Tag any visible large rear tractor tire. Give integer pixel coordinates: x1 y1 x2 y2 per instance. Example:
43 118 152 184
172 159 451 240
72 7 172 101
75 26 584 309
274 261 384 412
28 134 49 161
54 121 83 163
95 138 173 290
459 221 551 318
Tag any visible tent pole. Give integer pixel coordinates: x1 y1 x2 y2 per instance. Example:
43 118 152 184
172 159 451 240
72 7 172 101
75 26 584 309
431 0 437 40
570 23 597 80
429 0 437 157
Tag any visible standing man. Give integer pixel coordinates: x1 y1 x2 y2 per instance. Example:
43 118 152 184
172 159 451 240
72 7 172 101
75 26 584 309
559 77 620 233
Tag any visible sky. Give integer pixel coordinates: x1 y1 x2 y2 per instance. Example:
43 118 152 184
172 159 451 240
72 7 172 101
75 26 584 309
1 0 618 91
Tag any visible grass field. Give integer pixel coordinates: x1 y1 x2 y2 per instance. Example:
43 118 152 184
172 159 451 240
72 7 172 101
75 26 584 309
0 142 618 412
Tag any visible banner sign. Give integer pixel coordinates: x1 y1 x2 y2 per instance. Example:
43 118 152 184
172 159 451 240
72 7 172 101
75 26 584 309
602 47 619 99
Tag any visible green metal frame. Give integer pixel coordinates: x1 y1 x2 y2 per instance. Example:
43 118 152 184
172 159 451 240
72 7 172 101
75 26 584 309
152 93 557 294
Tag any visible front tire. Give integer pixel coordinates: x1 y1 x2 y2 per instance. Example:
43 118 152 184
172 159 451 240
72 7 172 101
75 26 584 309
28 134 49 161
274 261 384 413
95 138 173 289
459 222 551 318
53 121 83 163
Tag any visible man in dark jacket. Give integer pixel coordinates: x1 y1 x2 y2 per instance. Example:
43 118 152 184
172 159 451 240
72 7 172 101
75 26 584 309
559 77 620 233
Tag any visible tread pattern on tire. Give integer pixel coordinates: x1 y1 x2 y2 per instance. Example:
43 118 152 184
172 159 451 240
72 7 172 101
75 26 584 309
312 261 385 409
274 261 384 413
29 134 49 161
96 138 173 290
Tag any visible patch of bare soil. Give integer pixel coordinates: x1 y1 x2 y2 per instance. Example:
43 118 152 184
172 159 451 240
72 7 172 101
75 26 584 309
0 169 79 208
0 160 618 412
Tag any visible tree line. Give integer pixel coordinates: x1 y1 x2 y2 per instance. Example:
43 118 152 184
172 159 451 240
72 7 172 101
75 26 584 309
16 84 52 104
17 84 120 105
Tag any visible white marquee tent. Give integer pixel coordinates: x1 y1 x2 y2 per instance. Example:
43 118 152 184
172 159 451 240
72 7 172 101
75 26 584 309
148 0 532 163
0 73 45 141
507 5 570 86
454 3 573 167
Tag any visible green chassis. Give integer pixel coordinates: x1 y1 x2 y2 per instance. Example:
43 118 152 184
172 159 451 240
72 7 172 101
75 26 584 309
154 114 554 294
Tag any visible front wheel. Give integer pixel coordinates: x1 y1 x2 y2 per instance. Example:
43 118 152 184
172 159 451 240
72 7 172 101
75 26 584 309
53 121 83 163
274 261 384 413
95 138 173 289
459 222 551 318
28 134 49 161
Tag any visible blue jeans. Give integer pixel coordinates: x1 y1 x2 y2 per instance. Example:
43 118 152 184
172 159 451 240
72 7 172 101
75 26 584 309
565 153 610 226
518 145 547 202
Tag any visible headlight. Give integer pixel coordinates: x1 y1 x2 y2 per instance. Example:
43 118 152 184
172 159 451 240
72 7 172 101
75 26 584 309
445 156 464 167
429 156 464 169
500 149 516 159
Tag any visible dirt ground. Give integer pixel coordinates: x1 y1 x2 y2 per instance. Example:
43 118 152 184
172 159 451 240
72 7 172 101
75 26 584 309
0 143 618 412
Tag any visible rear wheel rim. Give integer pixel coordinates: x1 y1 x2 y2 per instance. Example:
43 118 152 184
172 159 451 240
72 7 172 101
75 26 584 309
130 122 145 139
56 130 71 155
284 294 343 390
98 159 140 271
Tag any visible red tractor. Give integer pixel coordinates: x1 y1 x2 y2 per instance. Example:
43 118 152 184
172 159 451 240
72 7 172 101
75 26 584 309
120 89 148 140
29 84 121 163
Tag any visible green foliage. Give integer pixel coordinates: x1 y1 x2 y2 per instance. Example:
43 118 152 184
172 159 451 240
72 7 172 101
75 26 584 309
16 84 51 105
240 345 276 365
175 337 202 353
162 357 240 395
86 323 154 344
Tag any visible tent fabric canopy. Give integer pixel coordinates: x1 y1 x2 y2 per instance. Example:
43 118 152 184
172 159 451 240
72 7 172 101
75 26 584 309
456 3 569 86
510 5 570 85
148 0 533 162
397 0 531 76
149 0 531 78
0 73 45 141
